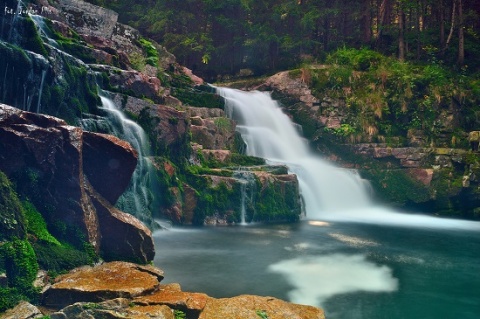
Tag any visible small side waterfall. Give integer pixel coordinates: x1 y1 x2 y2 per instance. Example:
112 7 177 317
81 92 155 225
233 170 256 224
217 87 480 230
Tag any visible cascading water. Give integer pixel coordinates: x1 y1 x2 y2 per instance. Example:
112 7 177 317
233 169 256 224
219 87 370 214
81 92 155 225
217 87 480 230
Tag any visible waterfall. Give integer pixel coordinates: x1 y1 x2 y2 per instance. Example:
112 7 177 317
7 0 23 42
81 92 155 225
233 169 256 224
35 69 46 113
218 87 370 216
217 87 480 230
30 14 58 47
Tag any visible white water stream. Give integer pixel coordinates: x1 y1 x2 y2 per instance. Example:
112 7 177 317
81 93 154 224
217 87 480 231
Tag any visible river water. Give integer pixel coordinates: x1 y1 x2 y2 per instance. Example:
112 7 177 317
154 220 480 319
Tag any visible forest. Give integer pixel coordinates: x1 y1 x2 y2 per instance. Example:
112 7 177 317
87 0 480 81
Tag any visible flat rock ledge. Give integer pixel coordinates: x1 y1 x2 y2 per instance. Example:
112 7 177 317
34 261 325 319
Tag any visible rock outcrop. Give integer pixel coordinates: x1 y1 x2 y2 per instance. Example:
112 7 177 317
0 301 43 319
0 104 154 263
42 261 325 319
43 261 164 309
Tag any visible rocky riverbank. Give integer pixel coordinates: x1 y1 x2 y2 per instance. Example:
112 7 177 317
2 261 325 319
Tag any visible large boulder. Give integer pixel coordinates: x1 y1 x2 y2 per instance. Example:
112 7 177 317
50 299 174 319
198 295 325 319
83 131 138 204
0 301 43 319
43 261 164 309
0 104 154 262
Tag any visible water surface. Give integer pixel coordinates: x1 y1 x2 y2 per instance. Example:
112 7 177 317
154 220 480 319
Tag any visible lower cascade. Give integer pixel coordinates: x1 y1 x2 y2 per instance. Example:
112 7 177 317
81 91 154 224
217 87 480 230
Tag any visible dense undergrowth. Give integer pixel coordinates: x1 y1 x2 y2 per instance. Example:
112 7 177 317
297 48 480 147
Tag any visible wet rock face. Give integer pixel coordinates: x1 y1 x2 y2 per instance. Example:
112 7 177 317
58 0 119 37
83 131 138 204
0 104 154 262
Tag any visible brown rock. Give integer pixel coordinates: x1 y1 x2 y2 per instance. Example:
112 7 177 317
50 298 174 319
42 262 164 309
201 150 232 164
0 301 43 319
187 107 225 119
190 117 236 150
108 69 162 101
182 185 198 224
198 295 325 319
86 186 155 263
182 67 204 85
83 131 138 204
0 104 153 262
408 169 434 186
109 93 189 156
135 289 209 313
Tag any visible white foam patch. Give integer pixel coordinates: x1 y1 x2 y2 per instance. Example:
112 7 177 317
328 233 380 247
319 206 480 231
268 254 398 307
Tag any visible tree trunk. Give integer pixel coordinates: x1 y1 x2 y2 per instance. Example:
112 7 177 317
439 0 445 53
398 2 405 61
458 0 465 66
444 0 456 54
362 0 372 44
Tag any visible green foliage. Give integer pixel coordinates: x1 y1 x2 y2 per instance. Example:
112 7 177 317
214 117 232 133
20 17 49 57
254 180 300 222
174 310 187 319
256 310 269 319
229 154 265 167
139 38 159 67
362 169 432 206
22 201 60 246
324 124 357 137
129 52 147 71
0 239 38 293
0 287 23 313
33 242 96 273
172 87 224 109
308 48 479 145
326 48 383 71
0 172 26 241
